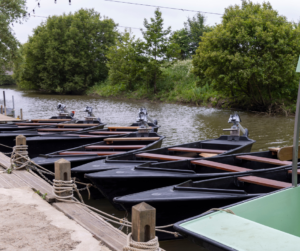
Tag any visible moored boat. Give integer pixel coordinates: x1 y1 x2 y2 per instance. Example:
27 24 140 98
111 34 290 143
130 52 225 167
32 132 164 170
83 148 292 209
116 166 297 240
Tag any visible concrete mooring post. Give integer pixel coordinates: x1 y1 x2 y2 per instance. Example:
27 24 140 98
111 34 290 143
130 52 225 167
54 159 72 198
132 202 156 242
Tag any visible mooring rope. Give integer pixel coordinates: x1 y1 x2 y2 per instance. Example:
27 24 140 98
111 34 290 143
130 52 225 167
6 143 179 239
203 208 235 215
123 233 160 251
10 145 31 170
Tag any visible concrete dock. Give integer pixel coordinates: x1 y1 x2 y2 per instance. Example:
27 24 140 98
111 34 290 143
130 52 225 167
0 152 127 251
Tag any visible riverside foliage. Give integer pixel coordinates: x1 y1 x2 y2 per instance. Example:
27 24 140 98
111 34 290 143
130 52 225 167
14 9 118 93
0 0 26 78
192 1 300 111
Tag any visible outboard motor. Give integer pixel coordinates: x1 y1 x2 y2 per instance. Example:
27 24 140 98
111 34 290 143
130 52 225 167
136 107 149 128
84 106 101 123
224 112 249 137
57 103 75 118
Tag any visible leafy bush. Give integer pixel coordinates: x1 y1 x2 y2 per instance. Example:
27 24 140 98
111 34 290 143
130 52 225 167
192 0 300 111
14 9 118 94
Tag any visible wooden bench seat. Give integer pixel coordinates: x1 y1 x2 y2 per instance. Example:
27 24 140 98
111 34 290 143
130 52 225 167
89 131 130 135
104 137 160 142
31 119 71 122
85 145 146 150
63 134 102 138
287 170 300 174
238 176 291 189
236 155 292 166
168 147 225 154
59 151 125 156
37 128 81 132
15 123 58 126
191 160 252 172
135 153 193 161
56 124 96 127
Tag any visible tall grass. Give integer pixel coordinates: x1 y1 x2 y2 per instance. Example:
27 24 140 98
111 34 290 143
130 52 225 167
88 60 223 106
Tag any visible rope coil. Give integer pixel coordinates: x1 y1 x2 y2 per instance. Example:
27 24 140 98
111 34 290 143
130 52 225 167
5 142 179 239
10 145 30 170
123 233 160 251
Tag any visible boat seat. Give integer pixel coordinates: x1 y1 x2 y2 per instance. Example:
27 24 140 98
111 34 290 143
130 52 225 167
15 123 56 126
287 170 300 174
107 126 146 131
37 128 81 132
168 147 226 154
104 137 160 142
62 134 102 138
85 145 146 150
31 119 71 122
191 160 252 172
89 131 129 135
269 147 280 155
199 153 218 158
238 176 291 189
56 124 96 127
236 155 292 166
59 151 125 156
135 153 193 161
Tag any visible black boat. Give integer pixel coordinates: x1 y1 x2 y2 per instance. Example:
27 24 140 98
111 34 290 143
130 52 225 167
0 105 106 153
71 112 254 176
83 148 294 210
115 165 296 240
32 132 164 170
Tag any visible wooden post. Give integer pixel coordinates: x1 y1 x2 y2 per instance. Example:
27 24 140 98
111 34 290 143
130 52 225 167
132 202 156 242
0 105 2 114
16 135 26 146
15 135 27 168
54 159 72 197
3 91 6 116
20 108 23 120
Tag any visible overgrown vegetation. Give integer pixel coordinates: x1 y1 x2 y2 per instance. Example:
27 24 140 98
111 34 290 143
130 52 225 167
13 9 118 94
193 1 300 112
0 0 27 79
88 59 222 106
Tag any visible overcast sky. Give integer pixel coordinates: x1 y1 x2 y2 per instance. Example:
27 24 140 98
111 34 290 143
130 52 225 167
13 0 300 44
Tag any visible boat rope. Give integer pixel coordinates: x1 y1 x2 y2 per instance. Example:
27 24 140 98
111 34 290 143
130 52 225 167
53 178 84 203
0 143 13 149
10 145 31 170
123 233 160 251
5 145 93 197
203 208 235 215
54 190 180 237
6 144 179 238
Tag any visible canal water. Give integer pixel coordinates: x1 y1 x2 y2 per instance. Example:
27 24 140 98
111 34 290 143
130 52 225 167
0 86 296 250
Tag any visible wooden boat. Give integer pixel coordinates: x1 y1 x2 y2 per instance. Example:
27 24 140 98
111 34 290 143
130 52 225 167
173 59 300 250
31 132 164 170
76 136 255 202
116 166 296 240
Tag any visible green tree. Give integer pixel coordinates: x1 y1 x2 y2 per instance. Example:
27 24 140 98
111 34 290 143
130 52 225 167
184 13 214 55
170 28 190 60
0 0 27 76
106 31 146 90
193 0 300 111
142 8 179 93
15 9 118 93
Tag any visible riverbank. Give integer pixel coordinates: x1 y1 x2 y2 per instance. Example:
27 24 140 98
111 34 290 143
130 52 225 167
87 60 296 116
87 60 227 108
